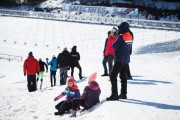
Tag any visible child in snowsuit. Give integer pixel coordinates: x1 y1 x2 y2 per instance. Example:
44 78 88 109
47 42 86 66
54 76 80 116
70 72 101 117
46 55 57 87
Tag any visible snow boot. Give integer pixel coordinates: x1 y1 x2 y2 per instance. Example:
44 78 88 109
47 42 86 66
70 109 77 117
106 95 119 101
40 85 42 90
101 73 109 76
118 94 127 99
127 75 133 80
79 74 83 80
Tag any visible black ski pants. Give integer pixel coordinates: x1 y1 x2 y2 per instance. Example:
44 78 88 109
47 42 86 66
27 75 36 92
72 99 90 110
71 62 82 79
55 100 72 115
110 61 128 96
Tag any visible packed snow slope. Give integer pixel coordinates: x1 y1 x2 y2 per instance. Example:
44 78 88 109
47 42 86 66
0 16 180 120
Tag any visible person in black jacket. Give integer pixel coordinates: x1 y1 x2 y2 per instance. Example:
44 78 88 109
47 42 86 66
70 45 83 80
57 47 71 85
37 58 48 90
101 30 111 77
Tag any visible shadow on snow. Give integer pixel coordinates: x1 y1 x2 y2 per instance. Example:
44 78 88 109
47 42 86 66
119 99 180 110
135 39 180 54
127 78 172 85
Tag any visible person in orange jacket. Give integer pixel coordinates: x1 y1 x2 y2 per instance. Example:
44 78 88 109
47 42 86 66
106 22 133 100
23 52 40 92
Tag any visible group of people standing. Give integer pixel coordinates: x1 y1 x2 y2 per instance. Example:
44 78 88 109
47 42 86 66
23 22 133 117
23 45 84 91
102 26 133 80
103 22 133 100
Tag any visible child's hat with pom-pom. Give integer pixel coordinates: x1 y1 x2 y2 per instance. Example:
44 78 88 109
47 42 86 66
88 72 97 83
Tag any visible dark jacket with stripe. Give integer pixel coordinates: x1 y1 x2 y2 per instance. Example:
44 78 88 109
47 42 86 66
113 22 133 64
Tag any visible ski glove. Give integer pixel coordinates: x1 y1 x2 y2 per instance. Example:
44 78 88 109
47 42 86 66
54 94 64 101
24 73 26 76
67 67 70 70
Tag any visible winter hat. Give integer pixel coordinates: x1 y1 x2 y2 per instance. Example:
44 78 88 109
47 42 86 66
107 30 111 36
117 22 130 34
111 27 118 35
63 47 67 51
52 55 56 58
88 72 97 83
28 51 33 56
72 45 77 50
67 76 75 84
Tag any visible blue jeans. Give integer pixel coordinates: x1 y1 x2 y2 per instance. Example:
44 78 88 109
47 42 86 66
60 67 68 85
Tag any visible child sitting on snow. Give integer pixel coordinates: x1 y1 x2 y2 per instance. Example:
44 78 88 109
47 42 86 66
54 76 80 116
70 72 101 117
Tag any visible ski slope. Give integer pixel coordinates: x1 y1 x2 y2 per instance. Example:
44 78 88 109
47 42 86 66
0 16 180 120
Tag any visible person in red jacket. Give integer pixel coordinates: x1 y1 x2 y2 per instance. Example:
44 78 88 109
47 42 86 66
105 27 118 74
23 52 40 92
101 30 111 76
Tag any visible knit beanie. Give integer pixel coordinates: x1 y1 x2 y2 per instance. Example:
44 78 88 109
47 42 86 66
72 45 77 49
88 72 97 83
67 76 75 84
63 47 67 51
28 51 33 56
72 45 77 51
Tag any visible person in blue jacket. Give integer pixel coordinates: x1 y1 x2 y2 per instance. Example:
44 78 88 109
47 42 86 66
106 22 133 100
46 55 57 87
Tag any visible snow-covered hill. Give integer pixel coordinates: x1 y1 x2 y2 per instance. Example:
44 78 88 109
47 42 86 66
0 16 180 120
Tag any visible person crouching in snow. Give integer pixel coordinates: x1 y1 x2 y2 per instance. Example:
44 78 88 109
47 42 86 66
54 76 80 116
70 72 101 117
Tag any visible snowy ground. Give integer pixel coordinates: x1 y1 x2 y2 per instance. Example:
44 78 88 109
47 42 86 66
0 16 180 120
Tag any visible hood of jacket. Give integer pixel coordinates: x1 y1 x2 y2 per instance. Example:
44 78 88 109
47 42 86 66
63 50 70 56
118 22 130 34
88 81 99 90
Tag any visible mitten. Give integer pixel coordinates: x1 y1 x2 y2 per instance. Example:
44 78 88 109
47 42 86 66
54 94 64 101
67 67 70 70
